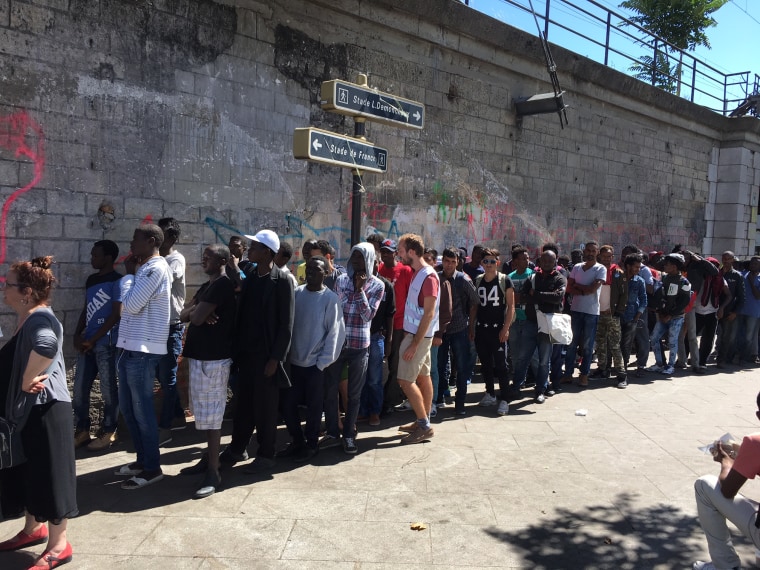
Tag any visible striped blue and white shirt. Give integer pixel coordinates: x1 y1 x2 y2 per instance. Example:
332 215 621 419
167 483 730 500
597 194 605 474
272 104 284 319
117 255 172 354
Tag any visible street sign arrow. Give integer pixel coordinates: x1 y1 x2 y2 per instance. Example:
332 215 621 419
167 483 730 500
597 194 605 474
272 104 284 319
293 127 388 173
321 80 425 129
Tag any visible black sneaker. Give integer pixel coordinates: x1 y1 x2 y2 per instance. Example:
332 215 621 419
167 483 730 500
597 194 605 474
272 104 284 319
243 456 276 474
193 470 221 499
276 442 305 458
343 437 358 455
180 454 209 475
589 368 609 379
293 446 318 464
219 447 248 468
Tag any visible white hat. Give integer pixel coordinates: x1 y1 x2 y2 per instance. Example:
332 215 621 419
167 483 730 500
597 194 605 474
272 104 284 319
245 230 280 254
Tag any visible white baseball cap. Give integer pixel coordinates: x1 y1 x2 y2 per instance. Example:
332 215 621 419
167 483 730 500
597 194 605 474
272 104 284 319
245 229 280 254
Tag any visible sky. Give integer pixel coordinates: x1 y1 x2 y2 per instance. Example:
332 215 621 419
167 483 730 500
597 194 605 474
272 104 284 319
469 0 757 113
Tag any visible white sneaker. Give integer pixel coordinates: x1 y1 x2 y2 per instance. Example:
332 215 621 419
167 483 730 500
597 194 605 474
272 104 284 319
479 393 498 407
430 403 438 418
394 400 413 411
497 400 509 415
692 562 715 570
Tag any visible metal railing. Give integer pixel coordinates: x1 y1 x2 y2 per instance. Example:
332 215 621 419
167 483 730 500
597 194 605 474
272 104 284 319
467 0 759 116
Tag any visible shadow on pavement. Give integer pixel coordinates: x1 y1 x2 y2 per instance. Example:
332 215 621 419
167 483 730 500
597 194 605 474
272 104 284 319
484 492 700 569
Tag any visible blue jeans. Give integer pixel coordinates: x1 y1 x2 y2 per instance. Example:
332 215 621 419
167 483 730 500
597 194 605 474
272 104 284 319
651 316 684 367
564 312 600 376
737 314 760 361
73 343 119 433
157 324 185 429
118 350 162 471
536 333 553 395
324 346 368 439
360 333 385 416
510 319 539 389
550 344 565 386
438 328 474 409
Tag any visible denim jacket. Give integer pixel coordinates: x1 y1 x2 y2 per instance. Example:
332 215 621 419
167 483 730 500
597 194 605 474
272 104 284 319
622 274 647 323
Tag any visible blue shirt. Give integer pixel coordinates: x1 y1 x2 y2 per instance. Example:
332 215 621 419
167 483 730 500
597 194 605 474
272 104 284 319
739 272 760 318
84 271 123 346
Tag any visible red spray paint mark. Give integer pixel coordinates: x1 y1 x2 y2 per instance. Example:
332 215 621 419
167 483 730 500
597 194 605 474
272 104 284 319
0 111 45 269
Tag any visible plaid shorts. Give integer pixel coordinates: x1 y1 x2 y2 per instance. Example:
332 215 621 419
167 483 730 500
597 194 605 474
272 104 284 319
187 358 232 430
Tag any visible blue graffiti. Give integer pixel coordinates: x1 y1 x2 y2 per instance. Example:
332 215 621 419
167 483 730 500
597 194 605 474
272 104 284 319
204 215 404 252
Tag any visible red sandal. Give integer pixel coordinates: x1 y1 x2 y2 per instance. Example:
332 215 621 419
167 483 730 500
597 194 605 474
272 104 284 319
28 542 72 569
0 525 48 551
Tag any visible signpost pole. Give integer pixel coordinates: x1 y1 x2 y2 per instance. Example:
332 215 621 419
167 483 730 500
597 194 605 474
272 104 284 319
350 74 368 246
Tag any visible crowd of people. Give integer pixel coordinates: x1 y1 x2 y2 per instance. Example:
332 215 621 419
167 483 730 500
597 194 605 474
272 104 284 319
1 220 760 568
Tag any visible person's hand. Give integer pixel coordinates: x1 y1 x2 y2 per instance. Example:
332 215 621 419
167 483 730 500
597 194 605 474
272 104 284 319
263 359 278 377
468 328 475 342
80 339 95 353
499 325 510 343
402 341 418 361
726 312 737 322
124 253 140 275
25 374 48 394
432 337 442 347
353 271 367 292
228 255 240 270
717 308 724 320
204 312 219 325
712 441 736 465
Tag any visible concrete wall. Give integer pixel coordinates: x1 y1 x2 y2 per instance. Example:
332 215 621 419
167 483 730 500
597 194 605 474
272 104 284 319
0 0 758 348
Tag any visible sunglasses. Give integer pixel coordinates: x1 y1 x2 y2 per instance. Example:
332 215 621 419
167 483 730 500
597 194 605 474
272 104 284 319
481 259 498 265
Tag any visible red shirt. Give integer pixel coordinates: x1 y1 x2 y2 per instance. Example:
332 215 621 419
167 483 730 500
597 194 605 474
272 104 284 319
379 262 413 330
732 434 760 480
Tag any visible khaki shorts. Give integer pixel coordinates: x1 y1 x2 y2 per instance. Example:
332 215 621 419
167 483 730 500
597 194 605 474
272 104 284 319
397 334 434 382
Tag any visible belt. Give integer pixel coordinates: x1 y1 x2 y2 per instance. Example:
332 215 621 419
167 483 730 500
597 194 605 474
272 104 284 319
169 323 184 330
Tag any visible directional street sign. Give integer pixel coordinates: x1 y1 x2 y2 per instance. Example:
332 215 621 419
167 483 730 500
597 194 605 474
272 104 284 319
293 127 388 173
321 80 424 129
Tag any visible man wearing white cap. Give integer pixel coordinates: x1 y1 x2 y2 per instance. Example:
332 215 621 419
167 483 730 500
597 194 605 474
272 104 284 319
219 229 295 474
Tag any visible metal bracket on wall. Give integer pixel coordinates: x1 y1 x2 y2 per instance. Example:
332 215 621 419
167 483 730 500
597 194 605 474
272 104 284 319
514 0 569 129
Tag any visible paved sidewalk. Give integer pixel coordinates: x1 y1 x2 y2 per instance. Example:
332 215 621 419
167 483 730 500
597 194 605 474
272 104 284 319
2 365 760 569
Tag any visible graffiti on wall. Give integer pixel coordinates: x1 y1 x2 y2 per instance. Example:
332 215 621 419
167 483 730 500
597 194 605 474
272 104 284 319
0 111 45 270
203 174 699 264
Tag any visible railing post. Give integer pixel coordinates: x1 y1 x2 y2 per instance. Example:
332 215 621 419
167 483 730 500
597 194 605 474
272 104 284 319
690 59 696 103
544 0 550 40
723 74 728 115
652 38 658 86
604 11 611 66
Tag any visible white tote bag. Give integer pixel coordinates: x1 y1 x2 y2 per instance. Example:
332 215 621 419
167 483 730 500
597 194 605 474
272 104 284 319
536 308 573 345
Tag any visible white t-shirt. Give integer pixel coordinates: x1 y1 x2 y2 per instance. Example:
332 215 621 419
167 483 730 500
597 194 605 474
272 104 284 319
165 250 186 324
569 263 607 315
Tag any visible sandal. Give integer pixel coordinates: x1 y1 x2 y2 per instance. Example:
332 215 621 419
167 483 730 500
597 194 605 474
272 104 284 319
121 469 164 490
